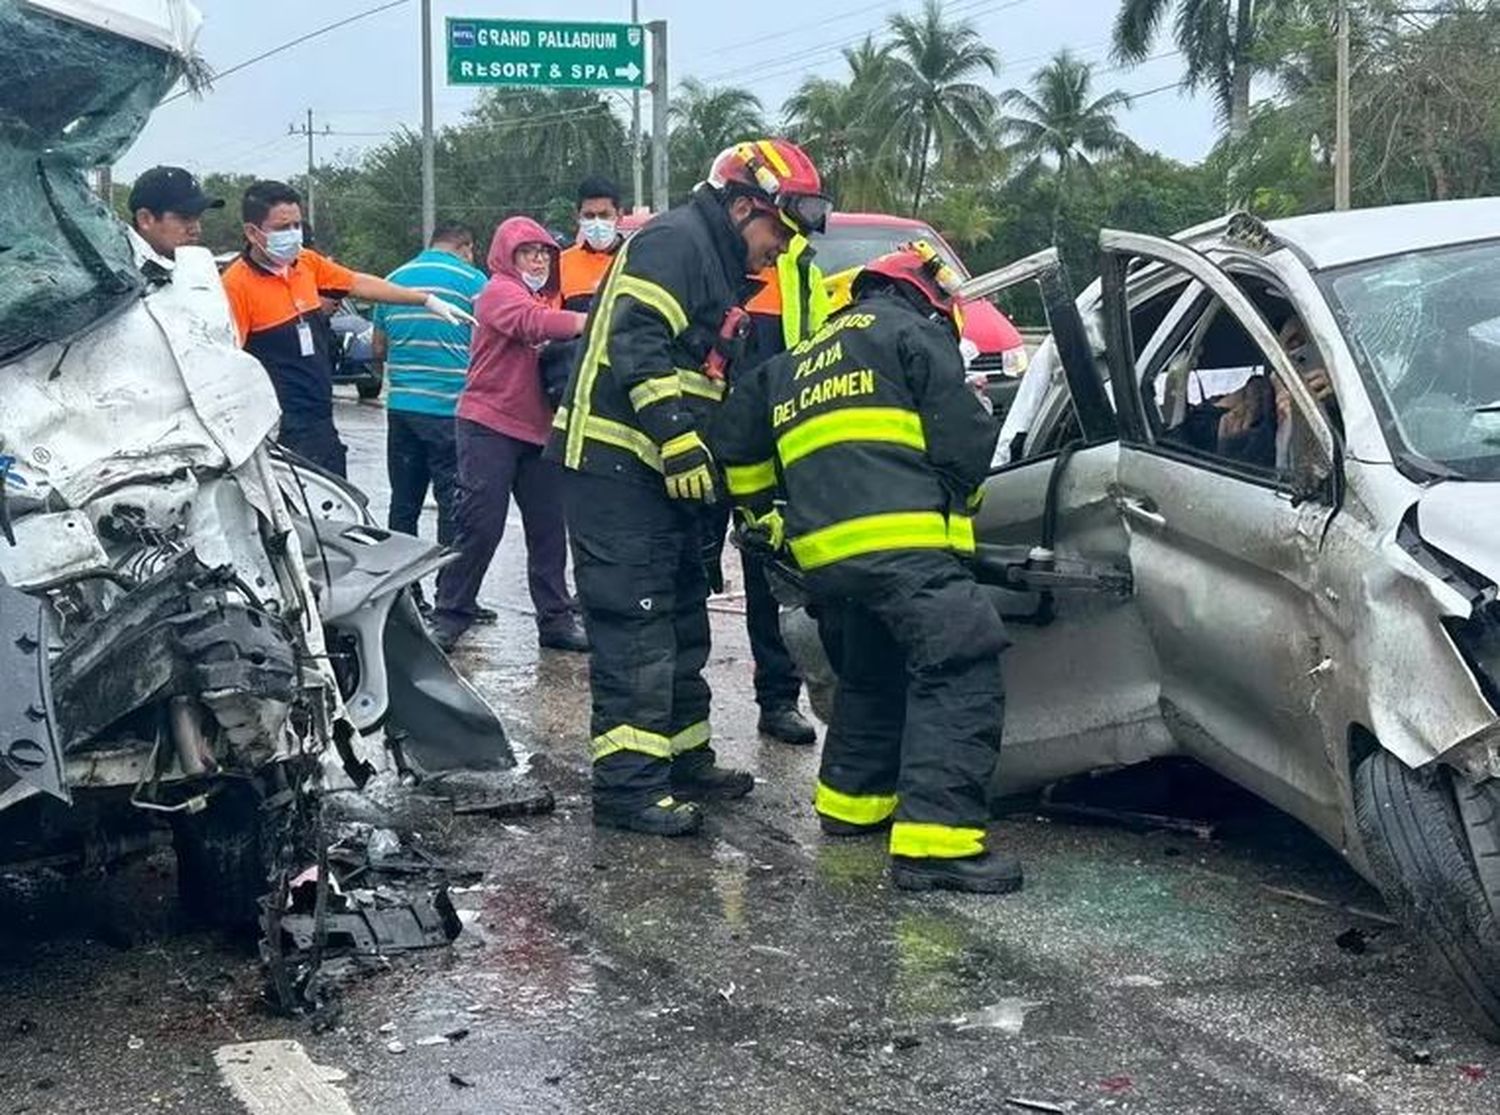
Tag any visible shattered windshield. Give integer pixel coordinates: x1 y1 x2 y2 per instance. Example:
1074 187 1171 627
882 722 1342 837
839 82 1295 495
0 2 183 362
1326 240 1500 480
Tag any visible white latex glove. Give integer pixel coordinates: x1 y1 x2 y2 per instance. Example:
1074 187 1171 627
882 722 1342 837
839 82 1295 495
424 293 477 327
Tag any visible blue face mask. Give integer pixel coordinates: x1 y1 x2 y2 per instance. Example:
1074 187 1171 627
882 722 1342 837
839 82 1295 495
580 217 618 250
262 226 303 265
522 269 549 292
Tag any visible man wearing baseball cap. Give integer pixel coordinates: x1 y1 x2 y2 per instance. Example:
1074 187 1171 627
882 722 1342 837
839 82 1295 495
126 165 223 270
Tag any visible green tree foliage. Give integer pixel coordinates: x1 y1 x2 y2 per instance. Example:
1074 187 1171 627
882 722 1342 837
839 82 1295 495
1112 0 1275 138
667 78 767 201
883 0 999 214
1001 50 1135 238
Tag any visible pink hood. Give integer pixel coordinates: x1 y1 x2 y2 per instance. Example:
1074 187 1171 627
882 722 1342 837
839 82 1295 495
459 217 584 445
487 215 561 300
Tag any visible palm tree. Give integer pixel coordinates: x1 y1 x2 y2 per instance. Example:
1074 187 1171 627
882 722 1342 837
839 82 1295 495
783 39 901 210
668 78 767 200
1111 0 1270 140
1002 50 1134 238
881 0 999 215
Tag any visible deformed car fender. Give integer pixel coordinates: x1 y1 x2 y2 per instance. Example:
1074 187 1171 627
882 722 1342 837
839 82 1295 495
0 578 65 802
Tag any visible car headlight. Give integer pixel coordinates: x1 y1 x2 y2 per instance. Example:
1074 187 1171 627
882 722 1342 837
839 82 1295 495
1002 345 1029 378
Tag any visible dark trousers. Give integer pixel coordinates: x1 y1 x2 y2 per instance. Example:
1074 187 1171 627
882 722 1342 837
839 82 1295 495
565 471 719 812
705 509 802 711
386 410 459 546
279 415 347 478
433 419 571 638
814 553 1008 856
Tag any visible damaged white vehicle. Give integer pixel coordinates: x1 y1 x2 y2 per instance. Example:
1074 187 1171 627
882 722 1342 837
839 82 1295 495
784 201 1500 1036
0 0 513 925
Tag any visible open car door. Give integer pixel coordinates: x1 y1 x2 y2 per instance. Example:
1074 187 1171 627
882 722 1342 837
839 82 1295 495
965 250 1176 797
1096 229 1345 837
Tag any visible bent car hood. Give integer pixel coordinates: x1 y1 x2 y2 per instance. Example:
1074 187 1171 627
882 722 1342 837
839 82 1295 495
1416 481 1500 590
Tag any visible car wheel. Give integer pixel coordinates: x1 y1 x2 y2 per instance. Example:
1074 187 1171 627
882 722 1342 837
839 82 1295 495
356 374 382 401
172 773 298 932
1353 749 1500 1038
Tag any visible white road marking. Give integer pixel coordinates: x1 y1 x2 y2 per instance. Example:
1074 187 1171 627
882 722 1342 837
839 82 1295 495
214 1039 358 1115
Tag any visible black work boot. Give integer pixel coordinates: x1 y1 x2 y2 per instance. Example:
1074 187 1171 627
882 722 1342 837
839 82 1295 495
758 705 817 746
671 750 755 802
819 814 893 838
470 603 500 625
539 616 590 653
594 796 703 836
891 850 1024 895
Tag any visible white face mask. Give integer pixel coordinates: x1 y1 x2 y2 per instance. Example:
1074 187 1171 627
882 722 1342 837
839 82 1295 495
522 269 549 293
580 217 618 250
261 225 303 266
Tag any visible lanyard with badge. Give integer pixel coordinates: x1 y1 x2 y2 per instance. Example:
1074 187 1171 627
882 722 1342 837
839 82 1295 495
295 316 316 357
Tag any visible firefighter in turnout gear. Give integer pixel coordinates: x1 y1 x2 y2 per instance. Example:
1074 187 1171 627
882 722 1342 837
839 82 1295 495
548 139 832 836
712 232 832 747
711 242 1023 893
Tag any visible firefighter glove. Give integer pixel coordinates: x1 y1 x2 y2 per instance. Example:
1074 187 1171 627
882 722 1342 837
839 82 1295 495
661 432 718 503
738 506 785 552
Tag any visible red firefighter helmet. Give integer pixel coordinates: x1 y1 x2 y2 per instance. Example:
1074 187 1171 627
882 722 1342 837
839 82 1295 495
853 240 967 332
706 139 831 235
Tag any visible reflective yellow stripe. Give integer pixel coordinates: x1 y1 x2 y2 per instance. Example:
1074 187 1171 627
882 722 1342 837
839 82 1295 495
725 459 777 496
789 511 952 571
757 139 791 176
889 821 986 859
965 488 985 513
591 724 673 762
661 431 703 460
616 275 689 336
670 720 710 755
814 781 897 826
565 243 632 468
776 407 926 468
553 405 570 430
583 416 661 470
947 513 976 554
678 368 726 401
628 374 682 411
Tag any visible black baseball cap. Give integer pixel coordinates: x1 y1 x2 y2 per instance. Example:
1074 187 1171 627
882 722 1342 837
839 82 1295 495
127 166 224 217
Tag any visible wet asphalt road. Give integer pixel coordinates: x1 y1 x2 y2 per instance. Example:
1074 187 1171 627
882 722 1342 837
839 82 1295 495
3 394 1500 1115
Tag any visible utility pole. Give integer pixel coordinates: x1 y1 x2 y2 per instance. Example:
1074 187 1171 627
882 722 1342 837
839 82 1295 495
649 20 668 213
420 0 436 243
630 0 643 211
288 108 330 228
1335 0 1351 211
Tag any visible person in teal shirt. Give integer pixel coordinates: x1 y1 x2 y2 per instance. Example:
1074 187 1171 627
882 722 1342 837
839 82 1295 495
372 223 486 552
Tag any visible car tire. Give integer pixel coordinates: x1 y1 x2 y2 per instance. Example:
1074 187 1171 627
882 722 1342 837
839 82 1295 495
1353 749 1500 1039
356 374 382 401
172 774 296 932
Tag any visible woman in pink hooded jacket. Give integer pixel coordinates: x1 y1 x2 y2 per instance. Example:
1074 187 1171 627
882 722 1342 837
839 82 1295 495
431 216 589 652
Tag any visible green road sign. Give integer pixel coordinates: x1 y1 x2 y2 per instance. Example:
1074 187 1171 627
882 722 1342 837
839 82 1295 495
446 18 647 89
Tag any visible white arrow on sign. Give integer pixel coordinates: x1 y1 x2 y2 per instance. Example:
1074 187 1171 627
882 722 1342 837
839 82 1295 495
615 62 642 82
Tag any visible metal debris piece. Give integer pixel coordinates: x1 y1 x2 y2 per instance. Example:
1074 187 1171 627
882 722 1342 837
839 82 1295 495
277 888 461 955
419 768 556 818
1260 884 1400 926
1005 1099 1068 1114
1037 784 1216 839
952 999 1044 1035
215 1040 357 1115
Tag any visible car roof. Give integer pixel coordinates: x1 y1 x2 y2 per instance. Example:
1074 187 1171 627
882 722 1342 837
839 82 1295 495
1259 198 1500 270
825 212 932 230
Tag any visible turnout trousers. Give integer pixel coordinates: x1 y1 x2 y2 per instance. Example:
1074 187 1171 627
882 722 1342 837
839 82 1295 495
565 470 720 812
705 507 803 712
813 552 1008 859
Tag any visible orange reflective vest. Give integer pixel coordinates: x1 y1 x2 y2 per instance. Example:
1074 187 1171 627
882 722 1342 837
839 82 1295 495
559 241 621 313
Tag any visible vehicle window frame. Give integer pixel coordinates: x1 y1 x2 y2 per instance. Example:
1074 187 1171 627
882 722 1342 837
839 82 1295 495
1100 230 1341 502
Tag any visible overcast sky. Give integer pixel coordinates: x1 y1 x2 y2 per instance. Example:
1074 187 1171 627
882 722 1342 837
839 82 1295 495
119 0 1219 184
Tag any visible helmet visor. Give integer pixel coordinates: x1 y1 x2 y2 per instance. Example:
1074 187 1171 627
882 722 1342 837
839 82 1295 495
780 192 833 235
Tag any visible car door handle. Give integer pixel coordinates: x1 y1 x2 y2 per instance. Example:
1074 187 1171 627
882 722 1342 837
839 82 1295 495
1118 495 1166 529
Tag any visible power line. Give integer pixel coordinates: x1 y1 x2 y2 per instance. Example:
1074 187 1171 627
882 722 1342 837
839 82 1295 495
162 0 410 105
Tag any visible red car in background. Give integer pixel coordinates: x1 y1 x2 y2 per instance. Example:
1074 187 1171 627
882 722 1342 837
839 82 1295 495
613 210 1029 379
811 212 1028 379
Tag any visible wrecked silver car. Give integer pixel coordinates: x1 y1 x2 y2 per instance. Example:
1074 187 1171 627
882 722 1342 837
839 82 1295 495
0 0 514 928
784 202 1500 1037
